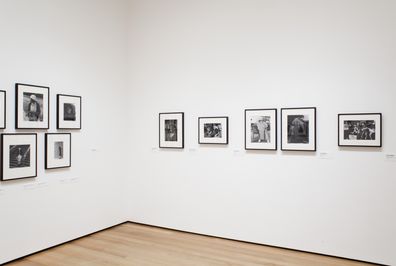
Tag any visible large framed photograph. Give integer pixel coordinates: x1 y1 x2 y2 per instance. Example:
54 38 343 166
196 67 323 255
159 112 184 148
45 133 72 169
1 133 37 181
245 109 277 150
57 94 82 129
338 113 382 147
198 117 228 144
281 107 316 151
0 90 6 129
16 83 49 129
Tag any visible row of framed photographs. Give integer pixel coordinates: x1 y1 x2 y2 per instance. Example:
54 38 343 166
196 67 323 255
0 133 71 181
0 83 82 130
159 108 383 151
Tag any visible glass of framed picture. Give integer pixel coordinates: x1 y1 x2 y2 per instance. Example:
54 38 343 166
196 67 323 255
16 83 49 129
0 90 5 129
245 109 277 150
159 112 184 149
1 133 37 181
57 94 82 129
281 107 316 151
198 117 229 144
45 133 72 169
338 113 382 147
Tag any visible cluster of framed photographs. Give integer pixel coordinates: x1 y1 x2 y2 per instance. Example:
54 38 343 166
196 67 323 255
0 83 82 182
159 109 382 150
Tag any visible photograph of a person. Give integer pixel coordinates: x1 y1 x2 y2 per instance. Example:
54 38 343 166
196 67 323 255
287 115 309 144
199 117 228 144
245 109 277 150
250 116 270 143
9 145 30 168
204 123 222 138
159 112 184 148
164 119 178 141
343 120 376 140
64 103 76 121
23 93 43 122
45 133 71 169
57 94 82 129
54 141 64 159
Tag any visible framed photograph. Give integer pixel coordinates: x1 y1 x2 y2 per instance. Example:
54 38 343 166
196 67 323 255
281 107 316 151
198 117 228 144
1 133 37 181
338 113 382 147
0 90 6 129
159 112 184 148
57 94 82 129
45 133 72 169
16 83 49 129
245 109 277 150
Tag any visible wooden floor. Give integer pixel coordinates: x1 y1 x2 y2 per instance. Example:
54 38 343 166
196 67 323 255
7 223 377 266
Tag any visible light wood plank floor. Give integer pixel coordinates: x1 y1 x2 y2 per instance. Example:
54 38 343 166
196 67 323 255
7 223 377 266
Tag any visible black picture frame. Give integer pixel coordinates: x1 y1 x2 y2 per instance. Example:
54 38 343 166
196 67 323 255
0 90 6 129
45 133 72 169
15 83 50 129
198 116 229 145
159 112 184 149
57 94 82 130
281 107 317 151
0 133 38 181
338 113 382 147
244 108 277 150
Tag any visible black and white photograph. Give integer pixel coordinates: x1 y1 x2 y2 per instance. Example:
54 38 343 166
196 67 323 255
281 107 316 151
338 113 382 147
159 112 184 148
245 109 277 150
199 117 228 144
57 94 82 129
1 134 37 181
0 90 5 129
45 133 71 169
16 83 49 129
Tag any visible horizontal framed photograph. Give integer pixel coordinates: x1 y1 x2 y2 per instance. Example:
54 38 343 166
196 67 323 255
45 133 72 169
281 107 316 151
338 113 382 147
198 117 228 144
16 83 49 129
0 90 5 129
245 109 277 150
1 133 37 181
159 112 184 149
57 94 82 129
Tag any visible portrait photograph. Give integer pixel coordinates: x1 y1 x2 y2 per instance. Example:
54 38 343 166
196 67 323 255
57 94 82 129
245 109 277 150
198 117 228 144
0 90 5 129
45 133 72 169
16 83 49 129
159 112 184 148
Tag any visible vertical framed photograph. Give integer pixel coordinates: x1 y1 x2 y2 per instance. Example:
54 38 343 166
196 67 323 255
338 113 382 147
0 90 6 129
281 107 316 151
1 133 37 181
57 94 82 129
45 133 72 169
16 83 49 129
159 112 184 148
245 109 277 150
198 117 229 144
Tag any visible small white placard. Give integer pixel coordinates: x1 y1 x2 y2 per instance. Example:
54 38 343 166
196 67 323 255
385 154 396 162
319 152 332 159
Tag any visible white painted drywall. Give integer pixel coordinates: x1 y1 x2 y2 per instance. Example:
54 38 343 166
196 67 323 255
0 0 129 264
126 0 396 265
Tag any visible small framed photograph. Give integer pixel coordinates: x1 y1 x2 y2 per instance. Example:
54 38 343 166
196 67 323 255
338 113 382 147
245 109 277 150
57 94 82 129
1 133 37 181
16 83 49 129
45 133 72 169
0 90 6 129
159 112 184 148
198 117 229 144
281 107 316 151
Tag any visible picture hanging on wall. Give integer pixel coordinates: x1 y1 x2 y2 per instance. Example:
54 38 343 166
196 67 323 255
281 107 316 151
198 117 229 144
338 113 382 147
0 90 6 129
1 133 37 181
245 109 277 150
57 94 82 129
45 133 72 169
16 83 49 129
159 112 184 148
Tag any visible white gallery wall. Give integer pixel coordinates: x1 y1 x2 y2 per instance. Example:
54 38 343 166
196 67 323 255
126 0 396 265
0 0 129 264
